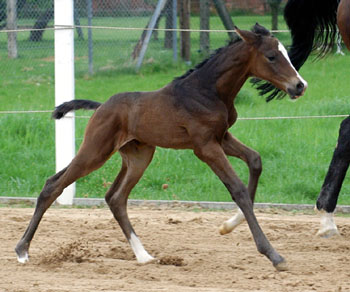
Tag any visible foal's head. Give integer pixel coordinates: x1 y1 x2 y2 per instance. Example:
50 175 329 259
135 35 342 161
236 24 307 99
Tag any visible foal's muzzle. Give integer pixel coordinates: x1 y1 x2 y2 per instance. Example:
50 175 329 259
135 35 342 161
287 80 307 99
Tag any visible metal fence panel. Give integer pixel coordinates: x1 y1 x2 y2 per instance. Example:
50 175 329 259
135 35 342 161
1 0 278 77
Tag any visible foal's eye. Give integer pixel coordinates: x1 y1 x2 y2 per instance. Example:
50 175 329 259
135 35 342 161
266 55 276 62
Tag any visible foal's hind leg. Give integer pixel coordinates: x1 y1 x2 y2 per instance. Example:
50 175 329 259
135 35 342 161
15 132 116 263
105 141 156 264
220 132 262 235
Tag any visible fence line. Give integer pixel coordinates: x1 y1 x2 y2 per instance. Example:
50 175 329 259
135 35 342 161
0 25 290 34
0 110 348 121
0 110 52 114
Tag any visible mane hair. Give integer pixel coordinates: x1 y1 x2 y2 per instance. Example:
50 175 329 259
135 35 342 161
173 38 241 81
253 0 339 101
174 23 271 82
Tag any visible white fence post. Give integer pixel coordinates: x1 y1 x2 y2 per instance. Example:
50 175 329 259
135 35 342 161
54 0 75 205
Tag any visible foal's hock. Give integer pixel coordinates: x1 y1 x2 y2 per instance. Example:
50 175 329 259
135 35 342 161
16 24 307 271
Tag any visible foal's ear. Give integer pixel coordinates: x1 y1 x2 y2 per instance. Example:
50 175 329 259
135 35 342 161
235 26 259 46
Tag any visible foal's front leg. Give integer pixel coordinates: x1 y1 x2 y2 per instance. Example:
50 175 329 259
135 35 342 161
194 141 286 270
220 132 262 234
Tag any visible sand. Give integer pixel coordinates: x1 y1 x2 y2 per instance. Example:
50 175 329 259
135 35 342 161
1 206 350 292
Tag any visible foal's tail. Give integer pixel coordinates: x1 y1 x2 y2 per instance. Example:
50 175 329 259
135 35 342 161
52 99 101 119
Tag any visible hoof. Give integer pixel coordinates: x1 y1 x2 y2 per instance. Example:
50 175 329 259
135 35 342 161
317 211 340 238
16 251 29 264
219 211 245 235
219 223 231 235
274 260 288 271
316 228 340 238
15 243 29 264
137 256 156 265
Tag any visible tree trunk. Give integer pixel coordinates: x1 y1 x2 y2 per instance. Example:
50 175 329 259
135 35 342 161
212 0 236 41
132 10 163 59
180 0 190 63
267 0 282 31
200 0 210 54
29 7 53 42
7 0 17 58
164 0 173 49
271 4 279 31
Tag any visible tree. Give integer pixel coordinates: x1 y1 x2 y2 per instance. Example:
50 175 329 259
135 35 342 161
28 1 83 42
29 4 53 42
0 0 25 29
267 0 282 31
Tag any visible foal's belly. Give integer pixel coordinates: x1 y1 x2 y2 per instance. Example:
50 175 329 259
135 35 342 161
133 121 193 149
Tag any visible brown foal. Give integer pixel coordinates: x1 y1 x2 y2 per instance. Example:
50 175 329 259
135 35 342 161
15 24 307 270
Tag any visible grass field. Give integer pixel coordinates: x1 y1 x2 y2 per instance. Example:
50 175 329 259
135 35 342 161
1 15 350 205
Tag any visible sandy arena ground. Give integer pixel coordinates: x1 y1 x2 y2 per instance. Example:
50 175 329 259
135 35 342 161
1 205 350 292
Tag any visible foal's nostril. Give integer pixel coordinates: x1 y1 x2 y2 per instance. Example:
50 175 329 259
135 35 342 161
296 81 304 91
287 80 306 98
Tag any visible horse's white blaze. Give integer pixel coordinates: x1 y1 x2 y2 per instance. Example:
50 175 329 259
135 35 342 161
316 212 340 238
278 41 308 89
17 252 29 264
129 232 155 264
219 208 245 235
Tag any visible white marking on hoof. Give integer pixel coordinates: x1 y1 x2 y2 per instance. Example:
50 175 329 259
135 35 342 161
219 208 245 235
316 212 340 238
129 233 155 264
17 252 29 264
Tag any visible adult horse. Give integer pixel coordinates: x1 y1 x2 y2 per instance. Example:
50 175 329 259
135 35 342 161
250 0 350 237
15 24 307 271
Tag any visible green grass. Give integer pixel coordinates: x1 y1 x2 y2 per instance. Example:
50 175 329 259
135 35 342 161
1 15 350 205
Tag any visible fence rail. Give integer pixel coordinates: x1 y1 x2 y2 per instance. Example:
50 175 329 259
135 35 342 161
0 25 291 34
0 110 348 121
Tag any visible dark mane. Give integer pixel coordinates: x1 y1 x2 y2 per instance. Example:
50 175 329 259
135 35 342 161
174 23 271 82
253 0 339 102
173 38 241 81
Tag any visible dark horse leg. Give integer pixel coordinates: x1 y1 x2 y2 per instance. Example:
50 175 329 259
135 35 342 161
219 132 262 234
194 139 286 270
15 119 118 263
105 141 156 263
315 0 350 238
316 116 350 237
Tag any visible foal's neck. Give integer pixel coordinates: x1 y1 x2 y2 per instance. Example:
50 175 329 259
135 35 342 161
173 41 253 110
213 41 252 106
182 41 253 107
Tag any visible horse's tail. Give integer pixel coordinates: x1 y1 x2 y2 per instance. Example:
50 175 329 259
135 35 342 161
285 0 338 67
52 99 101 119
253 0 339 101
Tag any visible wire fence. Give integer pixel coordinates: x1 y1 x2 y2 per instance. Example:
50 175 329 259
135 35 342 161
0 0 290 76
0 0 348 119
0 0 348 124
2 1 350 202
0 109 348 121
